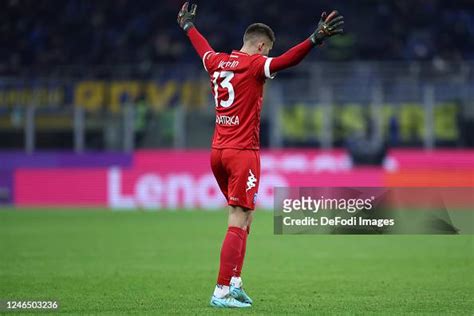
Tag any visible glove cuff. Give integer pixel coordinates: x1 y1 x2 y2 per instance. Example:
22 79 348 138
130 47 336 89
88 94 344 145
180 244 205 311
310 35 323 46
183 21 195 32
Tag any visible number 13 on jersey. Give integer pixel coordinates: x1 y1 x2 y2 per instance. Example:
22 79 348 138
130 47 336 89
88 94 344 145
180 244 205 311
212 71 235 108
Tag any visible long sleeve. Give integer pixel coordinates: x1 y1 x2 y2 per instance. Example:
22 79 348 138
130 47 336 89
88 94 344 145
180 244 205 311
186 27 215 59
269 39 314 73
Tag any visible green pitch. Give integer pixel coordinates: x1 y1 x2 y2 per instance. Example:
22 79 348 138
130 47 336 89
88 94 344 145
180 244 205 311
0 209 473 315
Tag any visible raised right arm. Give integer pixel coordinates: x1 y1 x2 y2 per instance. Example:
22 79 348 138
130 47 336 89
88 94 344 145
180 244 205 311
269 10 345 74
269 39 314 74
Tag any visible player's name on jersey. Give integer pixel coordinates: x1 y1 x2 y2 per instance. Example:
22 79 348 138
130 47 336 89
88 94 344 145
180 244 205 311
218 60 239 69
216 115 240 126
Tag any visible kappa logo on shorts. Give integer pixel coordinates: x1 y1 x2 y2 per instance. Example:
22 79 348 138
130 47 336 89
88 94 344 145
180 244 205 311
246 169 257 192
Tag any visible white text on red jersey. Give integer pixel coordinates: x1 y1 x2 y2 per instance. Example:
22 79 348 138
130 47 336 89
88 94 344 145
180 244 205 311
218 60 239 69
216 115 240 126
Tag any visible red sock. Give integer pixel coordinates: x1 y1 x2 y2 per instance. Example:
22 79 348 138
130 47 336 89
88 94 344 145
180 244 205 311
217 226 246 285
234 226 249 277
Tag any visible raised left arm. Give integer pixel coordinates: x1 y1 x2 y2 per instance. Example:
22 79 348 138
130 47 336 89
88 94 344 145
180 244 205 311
177 2 215 59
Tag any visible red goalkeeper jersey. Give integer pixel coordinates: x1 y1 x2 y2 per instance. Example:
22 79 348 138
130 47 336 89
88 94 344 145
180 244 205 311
186 27 314 150
203 50 274 150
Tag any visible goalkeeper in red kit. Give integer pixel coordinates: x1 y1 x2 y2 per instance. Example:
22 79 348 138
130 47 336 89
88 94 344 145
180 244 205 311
177 2 344 308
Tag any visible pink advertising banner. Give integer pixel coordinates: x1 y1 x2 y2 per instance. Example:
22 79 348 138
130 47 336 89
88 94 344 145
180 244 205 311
14 150 474 209
15 169 107 207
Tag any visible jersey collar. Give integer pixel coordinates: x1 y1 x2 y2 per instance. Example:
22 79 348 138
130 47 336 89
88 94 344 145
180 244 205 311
232 50 250 56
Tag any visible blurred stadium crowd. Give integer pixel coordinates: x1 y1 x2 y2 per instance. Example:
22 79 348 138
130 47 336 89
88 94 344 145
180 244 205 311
1 0 473 75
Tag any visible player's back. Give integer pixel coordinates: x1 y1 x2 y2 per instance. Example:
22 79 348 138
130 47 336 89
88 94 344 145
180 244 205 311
203 50 274 150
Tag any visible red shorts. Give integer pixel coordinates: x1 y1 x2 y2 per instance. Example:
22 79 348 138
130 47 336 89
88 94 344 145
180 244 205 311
211 148 260 210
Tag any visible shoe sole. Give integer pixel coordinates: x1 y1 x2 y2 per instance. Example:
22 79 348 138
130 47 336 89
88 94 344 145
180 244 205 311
210 299 251 308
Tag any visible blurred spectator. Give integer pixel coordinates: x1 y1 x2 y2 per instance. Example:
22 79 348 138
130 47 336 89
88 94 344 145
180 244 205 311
0 0 473 75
